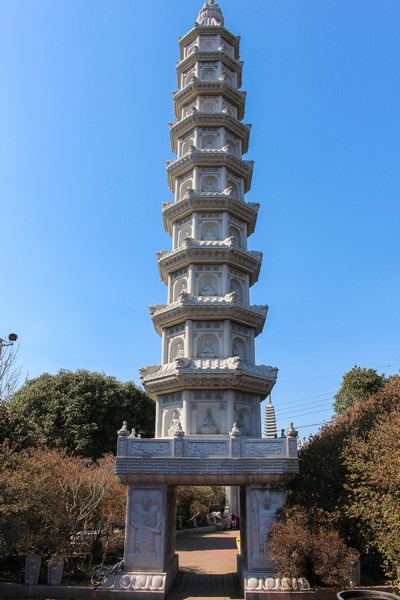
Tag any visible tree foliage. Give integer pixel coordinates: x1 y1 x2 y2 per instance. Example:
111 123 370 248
283 374 400 583
176 486 225 527
0 443 126 580
343 379 400 577
8 369 155 458
333 366 385 414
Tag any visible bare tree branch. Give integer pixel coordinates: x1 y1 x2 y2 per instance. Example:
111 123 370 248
0 343 23 402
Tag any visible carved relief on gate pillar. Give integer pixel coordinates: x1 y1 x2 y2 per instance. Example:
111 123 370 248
125 486 165 571
246 485 285 571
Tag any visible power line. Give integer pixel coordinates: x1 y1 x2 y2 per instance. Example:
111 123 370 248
271 391 335 410
275 398 333 415
277 406 333 420
276 362 400 386
295 421 329 431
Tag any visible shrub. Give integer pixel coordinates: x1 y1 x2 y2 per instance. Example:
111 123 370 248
268 507 359 587
0 442 126 581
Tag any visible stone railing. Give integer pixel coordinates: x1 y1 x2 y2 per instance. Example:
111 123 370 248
116 432 297 461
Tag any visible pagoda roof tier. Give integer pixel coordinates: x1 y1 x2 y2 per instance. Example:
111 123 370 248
169 110 250 152
176 52 243 89
157 243 262 285
140 358 277 398
149 296 268 336
172 82 247 121
178 27 241 61
162 194 259 236
166 150 254 192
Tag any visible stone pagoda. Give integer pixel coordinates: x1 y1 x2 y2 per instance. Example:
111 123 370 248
114 2 299 598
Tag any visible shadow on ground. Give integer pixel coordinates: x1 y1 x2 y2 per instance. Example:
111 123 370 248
166 571 243 600
177 533 238 552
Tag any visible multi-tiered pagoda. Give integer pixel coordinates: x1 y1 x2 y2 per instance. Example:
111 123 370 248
143 0 276 447
114 3 299 598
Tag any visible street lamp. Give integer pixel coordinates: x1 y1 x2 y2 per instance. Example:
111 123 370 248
0 333 18 359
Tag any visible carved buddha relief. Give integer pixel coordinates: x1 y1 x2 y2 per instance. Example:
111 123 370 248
173 278 187 301
200 65 217 81
170 337 184 362
199 274 218 296
201 98 218 113
225 178 239 197
183 68 196 87
199 408 218 434
179 177 193 199
232 337 246 360
197 334 218 358
200 36 217 51
180 137 194 156
201 222 219 240
229 225 241 247
182 103 195 118
178 226 192 246
230 278 243 302
201 133 218 149
200 174 219 193
236 408 250 435
226 136 239 157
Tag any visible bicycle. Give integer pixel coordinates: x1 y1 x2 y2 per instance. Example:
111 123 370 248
91 558 124 586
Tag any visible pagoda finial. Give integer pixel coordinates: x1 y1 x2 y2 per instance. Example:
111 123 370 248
196 0 224 27
263 394 278 439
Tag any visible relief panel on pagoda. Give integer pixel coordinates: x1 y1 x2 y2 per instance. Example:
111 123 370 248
200 169 220 193
185 40 200 58
182 67 196 88
228 224 243 248
229 267 248 302
232 337 248 361
175 215 192 247
225 171 242 198
199 97 236 117
192 320 223 359
199 62 219 81
234 393 258 434
190 400 227 435
200 97 219 114
199 36 218 52
163 407 184 437
224 134 241 157
179 132 195 158
230 323 254 363
199 215 221 241
168 337 185 362
183 35 234 57
220 66 236 86
164 325 186 363
177 173 193 200
195 265 221 296
199 129 221 151
170 268 188 302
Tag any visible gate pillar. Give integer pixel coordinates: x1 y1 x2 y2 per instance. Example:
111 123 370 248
238 484 286 597
103 484 178 597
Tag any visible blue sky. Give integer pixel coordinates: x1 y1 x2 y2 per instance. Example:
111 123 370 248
1 0 399 440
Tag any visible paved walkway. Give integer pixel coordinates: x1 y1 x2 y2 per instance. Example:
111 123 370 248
167 530 244 600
